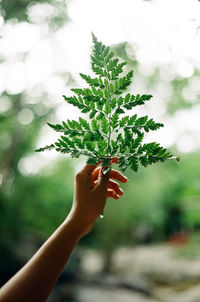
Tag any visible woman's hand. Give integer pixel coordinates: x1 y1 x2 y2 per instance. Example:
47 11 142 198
0 160 128 302
69 161 128 235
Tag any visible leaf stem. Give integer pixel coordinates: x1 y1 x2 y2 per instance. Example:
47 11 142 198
104 61 112 159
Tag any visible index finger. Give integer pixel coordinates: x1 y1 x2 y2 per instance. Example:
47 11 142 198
92 167 128 183
80 163 98 175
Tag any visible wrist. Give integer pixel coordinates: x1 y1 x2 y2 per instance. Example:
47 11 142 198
64 210 93 238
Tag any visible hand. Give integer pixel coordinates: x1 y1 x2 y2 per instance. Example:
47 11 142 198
69 161 128 234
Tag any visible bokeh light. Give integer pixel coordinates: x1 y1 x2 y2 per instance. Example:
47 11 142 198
1 1 200 301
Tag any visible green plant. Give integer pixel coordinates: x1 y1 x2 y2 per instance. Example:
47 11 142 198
36 34 179 174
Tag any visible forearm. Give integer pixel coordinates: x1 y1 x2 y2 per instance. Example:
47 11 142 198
0 163 127 302
0 213 88 302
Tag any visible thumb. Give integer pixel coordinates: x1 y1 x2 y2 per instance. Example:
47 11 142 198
96 167 110 190
81 163 98 175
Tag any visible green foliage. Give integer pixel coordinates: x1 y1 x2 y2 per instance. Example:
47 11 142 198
0 0 68 29
0 0 71 262
174 233 200 260
37 34 178 173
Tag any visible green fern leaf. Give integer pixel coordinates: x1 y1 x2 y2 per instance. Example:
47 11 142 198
37 34 178 177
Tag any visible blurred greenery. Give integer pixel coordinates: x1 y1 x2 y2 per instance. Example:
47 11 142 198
0 0 69 30
0 158 74 243
174 232 200 260
0 0 200 284
0 0 71 285
85 151 199 271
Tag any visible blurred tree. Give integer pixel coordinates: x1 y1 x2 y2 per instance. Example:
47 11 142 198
0 0 72 284
113 39 200 115
147 68 200 114
0 0 69 30
80 150 200 272
1 0 200 282
80 38 200 269
0 157 75 285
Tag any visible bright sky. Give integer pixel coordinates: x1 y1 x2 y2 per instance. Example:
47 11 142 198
0 0 200 174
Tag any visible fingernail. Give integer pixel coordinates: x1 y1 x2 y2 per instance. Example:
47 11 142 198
118 188 124 195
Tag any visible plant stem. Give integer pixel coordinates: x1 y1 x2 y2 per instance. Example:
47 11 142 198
104 62 112 159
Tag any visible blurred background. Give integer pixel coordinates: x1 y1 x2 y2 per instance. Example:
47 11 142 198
0 0 200 301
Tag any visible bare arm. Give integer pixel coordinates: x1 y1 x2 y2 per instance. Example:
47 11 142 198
0 163 128 302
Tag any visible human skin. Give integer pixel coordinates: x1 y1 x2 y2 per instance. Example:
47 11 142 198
0 162 128 302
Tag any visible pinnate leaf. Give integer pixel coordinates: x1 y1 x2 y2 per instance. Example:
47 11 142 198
37 34 177 177
101 116 109 134
79 117 90 130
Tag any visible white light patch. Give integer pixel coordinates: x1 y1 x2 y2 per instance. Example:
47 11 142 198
26 41 53 84
18 108 34 125
0 63 6 94
36 125 60 161
66 0 200 78
159 65 176 82
5 62 26 94
189 77 200 93
182 87 197 103
0 16 4 28
1 22 40 54
56 103 80 121
68 0 127 44
55 23 91 78
177 134 197 153
0 96 12 113
176 61 194 78
28 3 55 24
44 75 66 95
138 64 155 77
137 45 172 65
125 44 137 61
153 82 173 100
18 156 40 175
175 107 200 132
143 124 176 149
1 0 199 167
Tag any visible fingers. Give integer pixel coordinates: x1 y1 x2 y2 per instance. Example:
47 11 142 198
75 163 99 191
79 158 119 178
91 167 110 197
80 163 98 175
111 157 118 164
93 179 124 196
109 169 128 183
76 162 128 195
107 189 120 199
96 167 110 187
92 167 128 183
108 179 124 195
